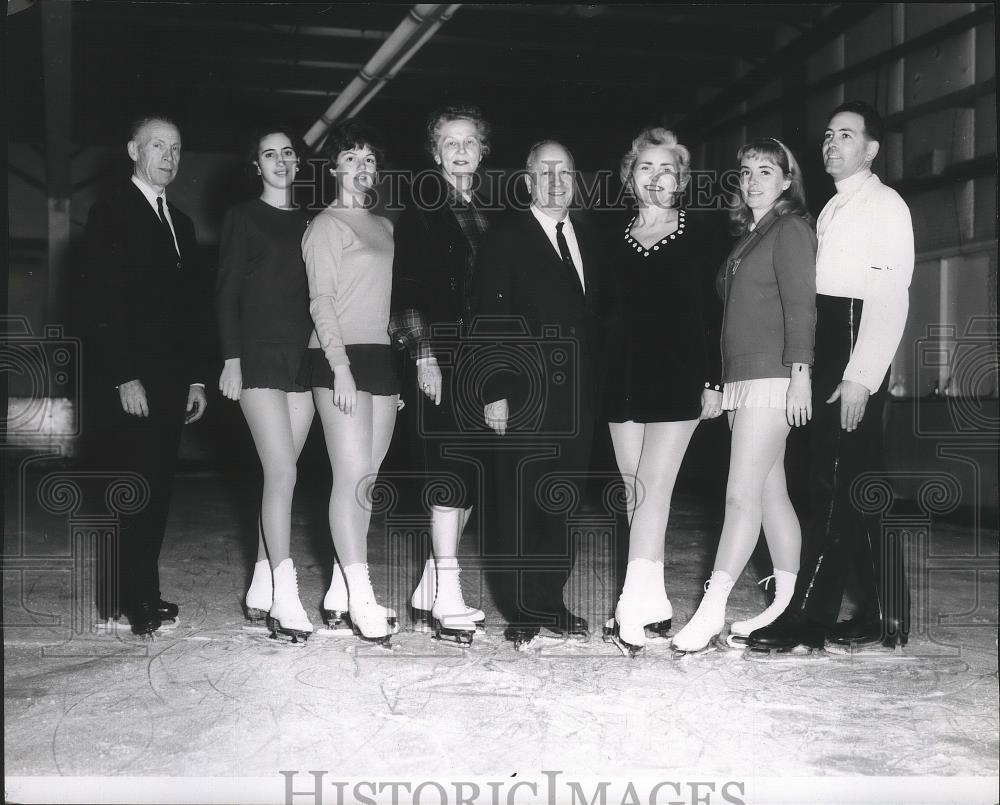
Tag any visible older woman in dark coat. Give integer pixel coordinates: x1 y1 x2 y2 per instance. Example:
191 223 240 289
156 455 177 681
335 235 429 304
390 106 492 644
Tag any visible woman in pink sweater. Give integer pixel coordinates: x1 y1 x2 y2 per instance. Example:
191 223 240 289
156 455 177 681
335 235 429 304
298 121 400 645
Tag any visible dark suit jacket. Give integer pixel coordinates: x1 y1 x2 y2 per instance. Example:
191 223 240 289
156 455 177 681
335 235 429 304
84 180 208 389
472 209 604 434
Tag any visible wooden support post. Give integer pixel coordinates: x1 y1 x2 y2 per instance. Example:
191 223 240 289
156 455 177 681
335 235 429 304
41 1 73 326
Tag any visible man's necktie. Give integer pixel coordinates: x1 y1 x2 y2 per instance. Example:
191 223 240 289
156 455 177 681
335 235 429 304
555 220 582 291
157 197 178 255
555 220 575 268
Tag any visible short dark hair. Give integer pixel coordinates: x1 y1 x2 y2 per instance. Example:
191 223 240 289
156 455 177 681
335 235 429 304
425 106 492 161
829 100 884 144
128 114 180 142
322 119 386 170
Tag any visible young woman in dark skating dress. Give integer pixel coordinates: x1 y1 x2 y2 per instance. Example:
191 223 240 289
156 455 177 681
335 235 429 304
217 127 315 640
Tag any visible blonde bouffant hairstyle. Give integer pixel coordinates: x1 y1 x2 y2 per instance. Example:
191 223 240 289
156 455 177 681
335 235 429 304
619 127 691 199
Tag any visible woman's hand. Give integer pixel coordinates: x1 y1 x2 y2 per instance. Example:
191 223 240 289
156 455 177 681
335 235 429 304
416 356 442 406
786 364 812 427
699 388 723 420
333 365 357 416
219 358 242 401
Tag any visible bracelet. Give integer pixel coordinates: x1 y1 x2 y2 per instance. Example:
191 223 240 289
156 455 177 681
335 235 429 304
704 381 722 391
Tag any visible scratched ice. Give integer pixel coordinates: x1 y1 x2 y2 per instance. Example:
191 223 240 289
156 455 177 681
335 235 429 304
4 469 998 784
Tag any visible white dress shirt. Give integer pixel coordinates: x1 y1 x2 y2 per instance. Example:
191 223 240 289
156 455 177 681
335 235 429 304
815 169 914 394
529 204 585 291
131 174 180 255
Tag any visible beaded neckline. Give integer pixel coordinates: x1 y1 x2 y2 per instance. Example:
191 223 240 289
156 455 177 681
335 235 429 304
624 209 686 257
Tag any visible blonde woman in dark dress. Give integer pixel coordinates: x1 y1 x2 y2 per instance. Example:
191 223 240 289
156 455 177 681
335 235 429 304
217 127 314 641
604 127 724 654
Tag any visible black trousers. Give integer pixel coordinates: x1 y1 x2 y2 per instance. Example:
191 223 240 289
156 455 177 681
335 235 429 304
88 376 188 616
791 295 910 629
485 399 596 627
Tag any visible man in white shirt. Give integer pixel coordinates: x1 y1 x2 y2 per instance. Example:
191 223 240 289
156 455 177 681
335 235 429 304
473 141 605 647
84 115 208 636
749 101 914 652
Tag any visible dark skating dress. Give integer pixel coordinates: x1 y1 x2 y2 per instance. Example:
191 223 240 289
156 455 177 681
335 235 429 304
216 199 312 392
604 209 723 423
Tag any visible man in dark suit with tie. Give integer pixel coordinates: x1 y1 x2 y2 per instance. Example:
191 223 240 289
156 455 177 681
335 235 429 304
473 140 604 646
83 115 208 635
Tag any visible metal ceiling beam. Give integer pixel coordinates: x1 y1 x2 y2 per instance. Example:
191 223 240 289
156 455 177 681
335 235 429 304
304 4 462 148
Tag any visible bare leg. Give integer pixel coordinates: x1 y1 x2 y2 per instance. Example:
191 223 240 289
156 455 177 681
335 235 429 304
609 421 643 526
240 389 315 568
610 420 700 561
713 408 791 579
314 388 375 566
625 420 700 562
760 440 801 574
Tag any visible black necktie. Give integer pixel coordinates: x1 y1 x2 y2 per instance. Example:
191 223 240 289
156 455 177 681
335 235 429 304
555 220 581 287
157 197 178 255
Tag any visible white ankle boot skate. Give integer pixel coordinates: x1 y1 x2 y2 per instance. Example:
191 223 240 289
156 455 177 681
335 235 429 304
343 563 392 645
671 570 735 653
411 557 485 630
244 558 272 622
268 558 313 642
728 569 797 647
604 559 674 656
431 557 478 645
322 559 398 634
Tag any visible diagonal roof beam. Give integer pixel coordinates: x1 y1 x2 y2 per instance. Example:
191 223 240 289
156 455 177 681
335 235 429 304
304 4 461 149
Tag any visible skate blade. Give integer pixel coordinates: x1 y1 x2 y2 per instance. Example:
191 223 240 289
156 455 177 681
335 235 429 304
354 634 393 648
94 617 178 635
725 634 750 649
609 634 645 658
743 643 826 660
603 621 645 657
513 636 541 653
433 627 475 646
313 625 356 638
669 635 721 658
268 627 312 644
823 642 916 661
324 610 401 636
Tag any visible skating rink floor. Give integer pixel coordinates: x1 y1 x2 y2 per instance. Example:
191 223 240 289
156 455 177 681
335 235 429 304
4 453 998 805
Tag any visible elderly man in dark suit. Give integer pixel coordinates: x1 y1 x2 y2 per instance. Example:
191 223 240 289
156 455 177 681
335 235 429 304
84 115 208 635
473 140 604 647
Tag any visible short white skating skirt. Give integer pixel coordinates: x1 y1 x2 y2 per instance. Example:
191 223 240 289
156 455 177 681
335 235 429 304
721 377 789 411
